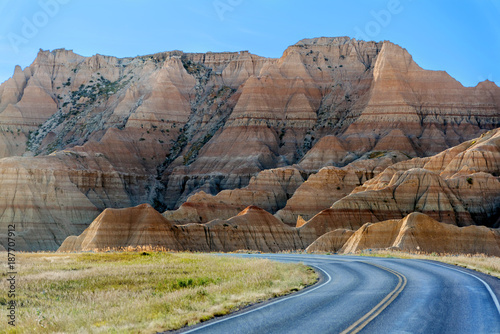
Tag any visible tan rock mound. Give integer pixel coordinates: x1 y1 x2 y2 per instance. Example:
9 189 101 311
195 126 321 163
352 157 430 193
372 129 417 156
0 157 101 251
340 213 500 256
275 166 356 225
0 150 144 251
305 229 354 253
439 129 500 178
276 151 408 225
360 128 500 191
353 128 500 226
162 191 244 225
58 204 183 251
163 167 304 224
304 168 474 238
59 204 320 252
197 206 312 252
445 173 500 227
298 136 350 172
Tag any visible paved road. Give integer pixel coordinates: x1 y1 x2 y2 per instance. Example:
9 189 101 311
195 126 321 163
174 254 500 334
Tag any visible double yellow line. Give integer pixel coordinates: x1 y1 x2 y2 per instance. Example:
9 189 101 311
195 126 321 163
340 262 407 334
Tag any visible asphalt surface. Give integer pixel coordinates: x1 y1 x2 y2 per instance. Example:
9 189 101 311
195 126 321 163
172 254 500 334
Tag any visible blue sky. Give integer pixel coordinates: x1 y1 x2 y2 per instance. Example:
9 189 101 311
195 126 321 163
0 0 498 86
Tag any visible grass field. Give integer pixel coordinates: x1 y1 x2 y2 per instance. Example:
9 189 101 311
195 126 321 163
0 251 317 333
356 250 500 278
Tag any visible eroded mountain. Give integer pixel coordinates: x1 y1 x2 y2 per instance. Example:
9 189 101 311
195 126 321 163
0 37 499 250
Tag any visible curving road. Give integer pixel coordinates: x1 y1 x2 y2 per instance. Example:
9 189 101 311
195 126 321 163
172 254 500 334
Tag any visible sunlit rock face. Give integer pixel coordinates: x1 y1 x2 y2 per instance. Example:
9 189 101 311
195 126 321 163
331 213 500 256
56 130 500 254
58 204 317 252
276 151 409 226
163 167 304 225
1 37 499 251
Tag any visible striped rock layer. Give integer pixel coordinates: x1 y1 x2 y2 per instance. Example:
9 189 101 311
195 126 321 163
0 37 499 250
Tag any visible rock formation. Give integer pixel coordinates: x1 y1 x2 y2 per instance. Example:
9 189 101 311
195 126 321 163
320 213 500 256
304 229 354 253
0 152 140 250
163 167 304 224
59 204 317 252
297 135 352 172
304 167 475 240
302 127 500 238
352 128 500 226
61 205 500 256
0 37 499 251
276 151 408 225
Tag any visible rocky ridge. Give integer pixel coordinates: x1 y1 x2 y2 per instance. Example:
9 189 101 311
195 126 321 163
304 128 500 236
58 204 318 252
306 213 500 256
0 37 499 250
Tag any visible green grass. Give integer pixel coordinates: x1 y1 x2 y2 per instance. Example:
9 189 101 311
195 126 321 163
0 252 317 333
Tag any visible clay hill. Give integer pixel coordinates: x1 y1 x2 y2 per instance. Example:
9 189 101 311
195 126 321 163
58 204 318 252
306 213 500 256
59 128 500 255
0 36 499 251
59 205 500 256
303 128 500 235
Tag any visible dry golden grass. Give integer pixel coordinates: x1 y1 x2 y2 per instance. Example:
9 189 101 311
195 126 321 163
356 250 500 278
0 251 317 333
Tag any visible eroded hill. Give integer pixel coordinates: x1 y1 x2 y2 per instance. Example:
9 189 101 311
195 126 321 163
0 37 499 250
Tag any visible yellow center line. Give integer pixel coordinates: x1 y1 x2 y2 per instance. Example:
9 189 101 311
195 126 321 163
340 262 408 334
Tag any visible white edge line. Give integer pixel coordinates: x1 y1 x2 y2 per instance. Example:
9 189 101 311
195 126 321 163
181 264 332 333
418 259 500 316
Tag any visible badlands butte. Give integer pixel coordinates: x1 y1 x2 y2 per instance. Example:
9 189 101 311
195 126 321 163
0 37 499 255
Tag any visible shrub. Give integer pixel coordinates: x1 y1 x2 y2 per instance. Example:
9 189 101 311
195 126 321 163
368 151 386 159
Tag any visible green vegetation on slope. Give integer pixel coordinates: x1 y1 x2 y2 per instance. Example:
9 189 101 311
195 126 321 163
0 252 317 333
